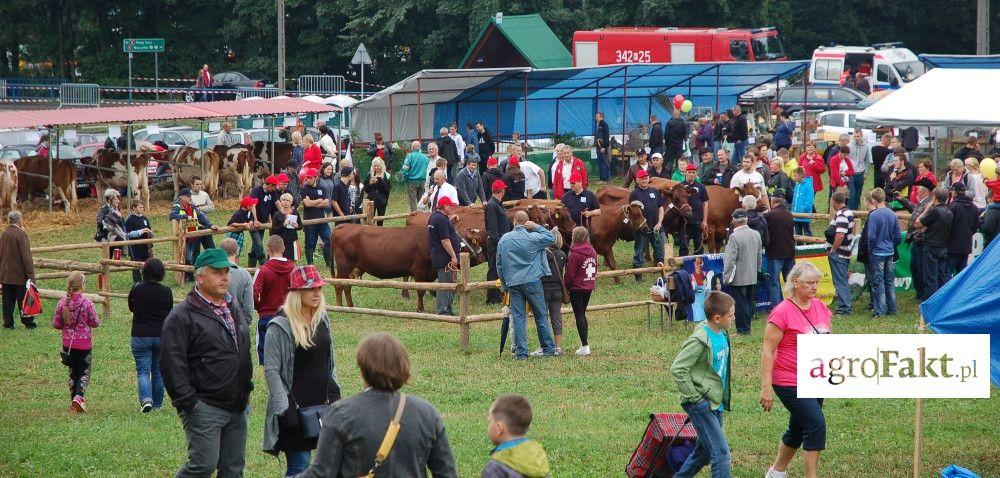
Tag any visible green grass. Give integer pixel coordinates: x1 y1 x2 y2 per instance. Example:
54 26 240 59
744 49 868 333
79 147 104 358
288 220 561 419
0 176 996 477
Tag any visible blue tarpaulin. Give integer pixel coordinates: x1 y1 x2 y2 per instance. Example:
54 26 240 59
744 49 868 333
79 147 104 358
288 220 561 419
920 54 1000 69
352 62 809 142
919 238 1000 387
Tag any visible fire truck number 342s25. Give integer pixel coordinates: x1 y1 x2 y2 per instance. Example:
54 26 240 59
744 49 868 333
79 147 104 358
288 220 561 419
615 50 652 63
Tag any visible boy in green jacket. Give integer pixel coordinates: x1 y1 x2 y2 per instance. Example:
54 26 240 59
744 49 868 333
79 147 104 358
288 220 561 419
670 291 734 478
482 394 551 478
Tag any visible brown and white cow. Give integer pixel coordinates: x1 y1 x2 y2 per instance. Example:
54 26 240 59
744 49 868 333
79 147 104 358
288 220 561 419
88 149 151 210
212 145 255 198
14 155 77 212
0 161 18 215
251 141 294 183
170 147 221 197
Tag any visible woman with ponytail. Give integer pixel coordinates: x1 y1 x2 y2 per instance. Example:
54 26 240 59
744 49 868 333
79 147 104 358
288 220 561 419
262 265 341 476
52 271 99 413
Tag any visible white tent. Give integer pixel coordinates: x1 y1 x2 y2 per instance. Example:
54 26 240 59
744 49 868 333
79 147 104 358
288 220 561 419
300 95 327 104
324 94 359 108
856 68 1000 127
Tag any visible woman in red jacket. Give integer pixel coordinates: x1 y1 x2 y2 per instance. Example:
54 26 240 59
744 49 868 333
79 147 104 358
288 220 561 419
798 141 825 194
827 145 855 197
563 226 597 356
911 160 938 203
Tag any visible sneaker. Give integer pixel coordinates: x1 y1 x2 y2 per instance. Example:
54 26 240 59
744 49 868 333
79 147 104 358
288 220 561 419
555 346 563 355
576 345 591 356
24 323 36 330
764 468 787 478
529 349 544 357
71 395 86 413
141 401 153 413
634 274 643 284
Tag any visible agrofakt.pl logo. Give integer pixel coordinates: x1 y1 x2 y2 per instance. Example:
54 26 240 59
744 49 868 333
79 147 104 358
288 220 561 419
797 334 991 398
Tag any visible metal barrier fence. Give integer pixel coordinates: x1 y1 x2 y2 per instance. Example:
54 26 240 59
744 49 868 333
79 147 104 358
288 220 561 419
59 83 100 107
297 75 345 94
236 86 282 99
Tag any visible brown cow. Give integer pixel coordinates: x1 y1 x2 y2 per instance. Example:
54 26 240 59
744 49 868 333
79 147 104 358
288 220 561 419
0 161 17 215
170 147 221 197
596 179 680 208
88 149 151 210
329 224 486 312
213 145 255 198
584 202 647 282
703 185 743 253
14 155 77 212
252 141 294 183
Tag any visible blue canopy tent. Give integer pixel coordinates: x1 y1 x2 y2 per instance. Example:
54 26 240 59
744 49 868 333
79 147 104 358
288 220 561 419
919 238 1000 387
351 61 809 143
919 54 1000 69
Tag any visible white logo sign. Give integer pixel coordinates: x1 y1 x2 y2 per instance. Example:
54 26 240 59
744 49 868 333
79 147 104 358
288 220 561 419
797 334 990 399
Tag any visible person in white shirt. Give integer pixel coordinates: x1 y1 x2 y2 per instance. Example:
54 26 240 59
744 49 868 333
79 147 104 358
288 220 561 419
189 177 215 212
216 122 236 147
424 144 447 189
449 123 466 165
420 169 458 210
316 120 338 162
730 153 766 196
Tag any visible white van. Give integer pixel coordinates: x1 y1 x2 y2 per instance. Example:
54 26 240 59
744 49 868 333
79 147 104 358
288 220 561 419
809 43 925 90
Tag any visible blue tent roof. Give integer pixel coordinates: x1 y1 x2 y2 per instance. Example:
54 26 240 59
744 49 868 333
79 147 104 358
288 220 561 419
353 61 808 141
919 238 1000 387
919 54 1000 69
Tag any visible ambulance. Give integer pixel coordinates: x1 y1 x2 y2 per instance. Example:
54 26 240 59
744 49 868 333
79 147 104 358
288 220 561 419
809 43 925 90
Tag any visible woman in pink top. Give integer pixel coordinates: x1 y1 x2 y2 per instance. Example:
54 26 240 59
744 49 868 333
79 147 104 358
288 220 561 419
760 262 831 478
53 271 100 413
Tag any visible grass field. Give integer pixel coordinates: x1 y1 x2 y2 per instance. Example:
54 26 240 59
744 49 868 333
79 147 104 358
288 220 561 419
0 175 996 477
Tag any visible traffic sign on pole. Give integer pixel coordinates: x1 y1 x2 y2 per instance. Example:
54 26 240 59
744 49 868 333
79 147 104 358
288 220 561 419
352 43 372 98
123 38 165 53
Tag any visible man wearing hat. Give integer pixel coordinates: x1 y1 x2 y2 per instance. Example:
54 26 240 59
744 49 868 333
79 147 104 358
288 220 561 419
722 208 762 335
678 163 710 256
330 166 356 218
946 181 979 278
276 171 299 207
299 168 333 268
428 196 461 315
485 179 513 304
225 196 258 260
161 248 253 478
623 149 651 189
899 176 936 301
560 172 600 227
629 169 665 282
247 175 279 267
482 156 504 196
170 187 218 282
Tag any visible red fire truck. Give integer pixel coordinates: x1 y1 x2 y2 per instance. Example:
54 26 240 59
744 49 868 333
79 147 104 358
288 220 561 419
572 27 786 67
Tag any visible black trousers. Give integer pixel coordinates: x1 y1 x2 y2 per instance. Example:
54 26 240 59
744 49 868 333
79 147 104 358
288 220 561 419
675 222 704 257
63 347 93 399
374 201 388 226
569 289 592 346
2 283 30 327
486 240 501 303
730 284 756 334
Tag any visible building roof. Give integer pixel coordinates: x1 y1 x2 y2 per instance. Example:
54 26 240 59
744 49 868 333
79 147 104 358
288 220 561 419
460 14 572 69
0 97 339 129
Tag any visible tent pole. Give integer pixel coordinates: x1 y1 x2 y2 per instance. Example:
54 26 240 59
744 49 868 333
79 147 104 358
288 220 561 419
417 78 423 143
495 84 500 140
523 72 528 142
49 127 55 212
715 64 720 113
622 66 629 151
269 116 275 178
802 68 810 146
388 94 394 145
555 98 560 137
126 123 133 211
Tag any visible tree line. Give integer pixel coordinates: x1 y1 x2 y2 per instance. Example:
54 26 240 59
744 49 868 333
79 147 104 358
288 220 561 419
0 0 995 87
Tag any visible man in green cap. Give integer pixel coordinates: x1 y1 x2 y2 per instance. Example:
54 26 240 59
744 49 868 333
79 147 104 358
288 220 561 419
161 248 253 478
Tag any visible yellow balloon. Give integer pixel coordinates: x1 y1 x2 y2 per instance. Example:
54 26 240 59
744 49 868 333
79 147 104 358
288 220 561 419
982 157 998 180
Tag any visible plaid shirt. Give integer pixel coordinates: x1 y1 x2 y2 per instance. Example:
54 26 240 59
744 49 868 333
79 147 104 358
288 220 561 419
194 287 238 349
626 413 697 477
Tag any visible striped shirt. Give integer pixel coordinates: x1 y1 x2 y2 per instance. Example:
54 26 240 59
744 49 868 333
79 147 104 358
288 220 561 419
831 206 855 258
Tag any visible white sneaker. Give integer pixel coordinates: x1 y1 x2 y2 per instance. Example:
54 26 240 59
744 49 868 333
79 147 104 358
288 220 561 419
555 347 563 355
529 348 544 356
764 467 787 478
575 345 591 356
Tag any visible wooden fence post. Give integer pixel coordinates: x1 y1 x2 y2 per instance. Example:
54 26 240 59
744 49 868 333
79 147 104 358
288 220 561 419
363 199 375 226
99 243 111 321
172 220 185 285
459 252 470 351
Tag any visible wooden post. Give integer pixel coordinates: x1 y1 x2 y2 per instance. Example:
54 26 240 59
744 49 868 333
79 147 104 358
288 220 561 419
363 199 375 226
100 242 111 321
913 398 923 478
459 252 470 351
172 220 186 285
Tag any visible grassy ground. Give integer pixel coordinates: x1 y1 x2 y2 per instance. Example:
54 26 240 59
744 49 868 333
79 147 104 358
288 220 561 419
0 175 996 477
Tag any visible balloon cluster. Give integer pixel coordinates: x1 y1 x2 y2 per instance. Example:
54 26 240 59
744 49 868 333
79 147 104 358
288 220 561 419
672 94 693 113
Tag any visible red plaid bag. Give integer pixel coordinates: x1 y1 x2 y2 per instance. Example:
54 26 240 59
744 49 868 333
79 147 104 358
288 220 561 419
626 413 698 478
21 280 41 318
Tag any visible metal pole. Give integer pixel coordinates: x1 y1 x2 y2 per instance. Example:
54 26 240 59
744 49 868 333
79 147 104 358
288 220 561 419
715 65 720 113
126 123 133 210
802 68 810 146
128 52 133 105
360 62 365 99
277 0 286 93
48 128 54 212
523 72 528 142
155 53 159 101
495 84 500 139
417 78 423 142
200 120 205 179
388 94 394 144
269 116 275 174
622 65 629 145
977 0 990 55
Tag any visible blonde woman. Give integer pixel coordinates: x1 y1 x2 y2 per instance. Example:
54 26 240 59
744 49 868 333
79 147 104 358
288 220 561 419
302 133 321 171
53 271 100 412
364 157 391 225
965 157 988 208
271 193 301 261
263 265 340 476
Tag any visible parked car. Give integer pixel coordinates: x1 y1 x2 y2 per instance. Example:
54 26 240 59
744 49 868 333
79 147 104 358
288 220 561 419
144 130 205 149
133 126 195 143
213 72 273 89
774 86 866 113
187 130 252 148
76 142 104 158
0 144 93 198
815 109 928 148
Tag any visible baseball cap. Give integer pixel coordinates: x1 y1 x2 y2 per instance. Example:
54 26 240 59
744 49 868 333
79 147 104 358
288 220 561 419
491 179 507 192
276 173 290 184
193 248 237 270
300 168 319 179
686 163 698 172
239 196 258 209
569 172 584 183
487 156 499 167
732 209 748 220
178 188 192 197
265 175 279 186
437 196 456 208
636 149 647 157
289 265 326 290
914 177 936 191
951 181 967 192
651 152 663 159
635 169 649 179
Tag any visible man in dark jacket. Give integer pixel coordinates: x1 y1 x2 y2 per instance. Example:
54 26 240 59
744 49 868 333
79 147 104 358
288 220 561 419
0 211 34 329
648 114 664 157
437 127 460 182
763 197 795 307
476 122 495 170
664 109 688 173
482 156 504 196
981 201 1000 247
485 180 513 305
595 112 611 181
161 248 253 478
914 188 953 297
700 149 736 187
455 160 486 206
170 188 217 282
730 105 748 161
946 182 979 278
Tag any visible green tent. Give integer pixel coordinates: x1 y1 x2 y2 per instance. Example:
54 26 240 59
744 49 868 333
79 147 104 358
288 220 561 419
460 13 572 69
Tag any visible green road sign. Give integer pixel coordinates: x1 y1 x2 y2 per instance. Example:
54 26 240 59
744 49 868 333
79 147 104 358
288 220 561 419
123 38 165 53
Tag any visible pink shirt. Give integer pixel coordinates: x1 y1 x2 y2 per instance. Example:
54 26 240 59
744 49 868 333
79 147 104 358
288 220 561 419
767 298 832 387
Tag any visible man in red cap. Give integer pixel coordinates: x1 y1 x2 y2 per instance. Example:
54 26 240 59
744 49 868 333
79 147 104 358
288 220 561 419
246 175 279 267
226 195 258 260
428 196 461 315
560 171 600 227
482 156 504 196
677 162 710 256
485 179 513 304
502 156 526 201
275 172 299 208
629 169 665 282
299 168 332 268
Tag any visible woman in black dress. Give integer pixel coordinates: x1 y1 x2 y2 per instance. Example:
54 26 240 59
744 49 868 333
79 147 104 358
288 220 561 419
362 157 391 226
271 192 302 261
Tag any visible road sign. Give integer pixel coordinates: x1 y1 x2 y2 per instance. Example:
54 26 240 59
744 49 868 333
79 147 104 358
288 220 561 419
351 43 372 65
123 38 165 53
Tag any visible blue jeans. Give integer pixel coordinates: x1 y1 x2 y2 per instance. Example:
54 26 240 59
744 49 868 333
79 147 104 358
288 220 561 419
848 171 865 210
766 258 795 306
303 223 331 266
828 253 852 314
732 140 747 163
793 222 812 237
436 267 455 315
675 400 731 478
285 451 311 477
131 336 164 408
257 316 274 365
946 252 968 281
910 242 925 301
507 280 556 359
596 149 611 181
868 254 897 315
632 230 664 268
922 246 948 298
248 229 266 267
185 235 216 279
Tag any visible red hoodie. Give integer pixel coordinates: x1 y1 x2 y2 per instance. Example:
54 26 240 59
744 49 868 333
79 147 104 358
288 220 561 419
799 152 825 193
253 257 296 316
828 152 855 189
564 242 598 291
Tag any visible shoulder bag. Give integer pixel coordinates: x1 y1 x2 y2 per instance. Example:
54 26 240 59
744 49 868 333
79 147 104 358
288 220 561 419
361 393 407 478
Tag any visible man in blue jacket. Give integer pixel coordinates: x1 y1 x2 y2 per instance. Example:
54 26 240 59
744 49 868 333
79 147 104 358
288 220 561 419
865 188 902 317
496 211 557 360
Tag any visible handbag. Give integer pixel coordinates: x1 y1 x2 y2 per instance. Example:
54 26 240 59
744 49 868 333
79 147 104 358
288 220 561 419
361 393 407 478
21 280 41 318
297 404 327 439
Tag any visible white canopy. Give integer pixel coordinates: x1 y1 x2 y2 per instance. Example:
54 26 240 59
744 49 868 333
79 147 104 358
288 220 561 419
856 68 1000 127
324 94 359 108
